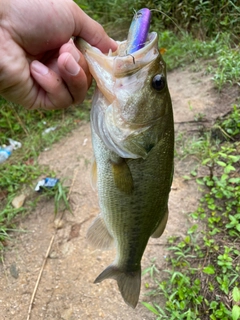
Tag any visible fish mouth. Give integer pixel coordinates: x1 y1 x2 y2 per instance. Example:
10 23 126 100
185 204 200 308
76 31 158 73
75 32 159 101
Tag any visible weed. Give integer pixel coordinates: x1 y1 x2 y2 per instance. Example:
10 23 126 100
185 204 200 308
76 0 240 41
40 180 71 214
143 106 240 319
76 2 240 90
0 99 90 251
157 31 240 90
232 287 240 320
214 105 240 141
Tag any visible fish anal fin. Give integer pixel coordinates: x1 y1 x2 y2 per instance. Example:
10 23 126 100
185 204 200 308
151 209 169 238
111 159 133 194
94 264 141 308
87 214 114 250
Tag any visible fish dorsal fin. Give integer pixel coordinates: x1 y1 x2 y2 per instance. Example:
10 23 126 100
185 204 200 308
111 159 134 194
87 214 114 249
151 209 169 238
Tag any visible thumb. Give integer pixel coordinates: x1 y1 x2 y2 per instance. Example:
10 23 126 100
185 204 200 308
70 2 117 53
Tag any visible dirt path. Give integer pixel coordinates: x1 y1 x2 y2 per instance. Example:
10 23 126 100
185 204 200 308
0 66 238 320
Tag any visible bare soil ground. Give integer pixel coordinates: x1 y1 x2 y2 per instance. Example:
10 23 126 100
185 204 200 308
0 66 238 320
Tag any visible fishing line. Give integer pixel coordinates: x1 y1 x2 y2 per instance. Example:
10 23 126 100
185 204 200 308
123 8 184 63
131 7 183 33
150 8 184 34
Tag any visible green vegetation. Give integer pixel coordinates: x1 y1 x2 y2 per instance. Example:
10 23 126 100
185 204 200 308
143 107 240 319
0 98 91 253
158 31 240 90
77 0 240 90
77 0 240 41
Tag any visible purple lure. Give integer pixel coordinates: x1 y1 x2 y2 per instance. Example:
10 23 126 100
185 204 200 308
126 8 151 54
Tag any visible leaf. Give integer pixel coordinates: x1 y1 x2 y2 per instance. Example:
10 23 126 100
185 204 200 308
216 160 226 167
234 250 240 256
196 178 204 185
233 287 240 302
232 305 240 320
184 235 191 244
190 170 197 177
224 165 236 174
203 265 215 275
229 178 240 184
210 301 218 309
221 173 228 181
141 302 160 315
187 224 198 234
202 158 211 165
229 155 240 163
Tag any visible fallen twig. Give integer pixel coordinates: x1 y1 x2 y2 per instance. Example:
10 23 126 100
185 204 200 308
26 235 54 320
26 168 79 320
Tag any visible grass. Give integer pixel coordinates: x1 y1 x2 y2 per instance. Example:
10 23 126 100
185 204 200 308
158 31 240 90
77 0 240 41
78 1 240 91
0 95 92 253
142 106 240 320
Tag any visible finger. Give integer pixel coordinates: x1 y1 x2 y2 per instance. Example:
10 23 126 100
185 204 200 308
71 2 117 53
30 60 78 110
59 39 80 60
59 40 92 86
57 51 90 104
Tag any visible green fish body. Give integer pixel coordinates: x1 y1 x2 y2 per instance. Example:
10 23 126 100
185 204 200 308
76 31 174 308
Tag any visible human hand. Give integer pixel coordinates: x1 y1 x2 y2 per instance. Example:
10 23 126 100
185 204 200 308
0 0 117 110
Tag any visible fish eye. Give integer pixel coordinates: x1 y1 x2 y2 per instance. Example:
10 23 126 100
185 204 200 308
152 74 165 91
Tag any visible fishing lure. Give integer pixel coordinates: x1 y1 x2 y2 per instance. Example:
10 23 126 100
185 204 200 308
126 8 151 54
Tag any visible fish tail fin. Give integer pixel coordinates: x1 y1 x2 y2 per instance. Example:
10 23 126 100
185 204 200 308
94 265 141 308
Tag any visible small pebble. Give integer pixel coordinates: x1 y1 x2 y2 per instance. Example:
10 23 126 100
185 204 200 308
10 262 19 279
54 218 64 229
12 194 26 209
49 251 58 259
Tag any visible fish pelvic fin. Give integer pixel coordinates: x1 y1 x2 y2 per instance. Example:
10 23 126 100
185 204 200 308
151 209 169 238
94 265 141 308
87 214 114 249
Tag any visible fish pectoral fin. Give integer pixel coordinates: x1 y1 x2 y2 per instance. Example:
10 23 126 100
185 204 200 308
151 209 169 238
111 159 134 194
87 214 114 249
90 157 97 190
94 265 141 309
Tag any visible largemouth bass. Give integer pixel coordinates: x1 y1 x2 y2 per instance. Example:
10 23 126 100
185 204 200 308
76 9 174 308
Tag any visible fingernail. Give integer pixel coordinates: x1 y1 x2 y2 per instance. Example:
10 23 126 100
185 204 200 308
31 61 49 75
65 55 80 76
